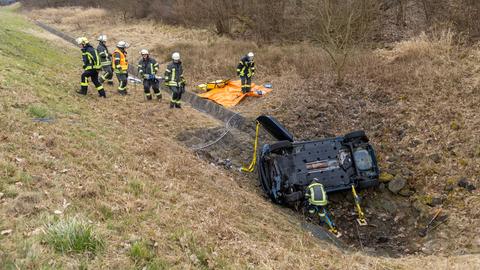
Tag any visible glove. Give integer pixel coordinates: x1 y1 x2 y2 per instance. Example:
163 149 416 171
143 74 148 79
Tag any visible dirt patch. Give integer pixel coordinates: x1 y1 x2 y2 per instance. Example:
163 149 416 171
10 192 42 216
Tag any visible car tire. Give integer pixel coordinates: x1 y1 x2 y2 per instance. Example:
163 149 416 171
269 140 293 154
344 130 368 143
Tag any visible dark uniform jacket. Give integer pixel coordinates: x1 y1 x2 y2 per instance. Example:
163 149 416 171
82 44 101 71
237 55 255 77
138 57 160 78
97 42 111 66
164 61 184 87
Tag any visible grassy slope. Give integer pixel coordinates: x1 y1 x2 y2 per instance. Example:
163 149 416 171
0 5 479 270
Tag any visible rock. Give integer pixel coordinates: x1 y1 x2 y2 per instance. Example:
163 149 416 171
1 229 12 235
426 196 443 207
429 153 441 163
388 176 406 194
398 188 415 197
379 172 394 183
381 199 398 214
413 200 430 218
457 178 476 191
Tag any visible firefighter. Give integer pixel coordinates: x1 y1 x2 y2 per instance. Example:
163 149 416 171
164 52 185 108
237 52 255 94
138 49 161 100
305 181 341 237
76 37 106 98
97 34 113 85
112 41 129 95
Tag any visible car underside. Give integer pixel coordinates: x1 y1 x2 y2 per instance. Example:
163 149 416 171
256 115 379 205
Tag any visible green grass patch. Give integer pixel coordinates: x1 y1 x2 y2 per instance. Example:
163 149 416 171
28 104 50 118
129 240 170 269
43 217 104 255
129 179 145 197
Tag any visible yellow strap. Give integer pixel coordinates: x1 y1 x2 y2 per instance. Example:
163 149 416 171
351 185 366 222
242 122 260 172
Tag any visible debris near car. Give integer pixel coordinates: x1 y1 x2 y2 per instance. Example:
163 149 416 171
243 115 380 236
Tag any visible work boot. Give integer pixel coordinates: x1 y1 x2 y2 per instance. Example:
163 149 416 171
156 94 162 100
146 95 153 101
76 89 87 95
107 81 114 86
170 102 175 108
175 103 182 109
118 90 127 96
98 89 107 98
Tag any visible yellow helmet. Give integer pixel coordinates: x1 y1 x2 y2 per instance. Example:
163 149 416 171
76 37 89 45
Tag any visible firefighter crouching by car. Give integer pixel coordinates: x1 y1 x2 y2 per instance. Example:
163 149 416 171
305 181 341 237
76 37 106 98
97 34 114 85
138 49 161 100
112 41 129 95
237 52 255 94
164 52 185 108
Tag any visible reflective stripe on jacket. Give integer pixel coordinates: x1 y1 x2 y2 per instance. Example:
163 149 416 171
112 48 128 74
236 55 255 77
164 61 183 87
97 42 111 66
138 57 159 76
82 44 101 71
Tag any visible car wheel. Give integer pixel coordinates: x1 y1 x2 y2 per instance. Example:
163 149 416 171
269 140 293 154
344 130 368 143
258 156 283 204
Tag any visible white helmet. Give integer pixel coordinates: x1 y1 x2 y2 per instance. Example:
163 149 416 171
140 49 149 55
117 41 129 48
247 52 254 60
97 34 107 42
172 52 180 61
76 37 88 45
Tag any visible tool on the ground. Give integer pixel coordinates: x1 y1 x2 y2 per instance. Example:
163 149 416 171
322 208 342 238
197 79 231 92
351 185 367 226
427 215 448 232
241 121 260 172
419 208 442 237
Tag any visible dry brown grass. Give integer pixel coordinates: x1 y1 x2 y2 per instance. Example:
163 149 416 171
4 6 479 269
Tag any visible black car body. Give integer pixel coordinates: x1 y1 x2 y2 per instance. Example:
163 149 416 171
256 115 379 204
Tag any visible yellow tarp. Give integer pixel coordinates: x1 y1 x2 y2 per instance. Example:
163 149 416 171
198 80 272 107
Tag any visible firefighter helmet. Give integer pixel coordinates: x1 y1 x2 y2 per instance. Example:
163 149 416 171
97 35 107 42
140 49 149 55
117 41 129 48
247 52 254 60
172 52 180 61
76 37 89 45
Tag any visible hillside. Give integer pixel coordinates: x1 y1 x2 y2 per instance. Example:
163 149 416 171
0 4 479 269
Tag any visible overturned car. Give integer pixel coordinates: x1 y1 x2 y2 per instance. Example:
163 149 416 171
256 115 380 205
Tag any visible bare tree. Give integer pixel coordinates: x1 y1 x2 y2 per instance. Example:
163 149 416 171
308 0 379 85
